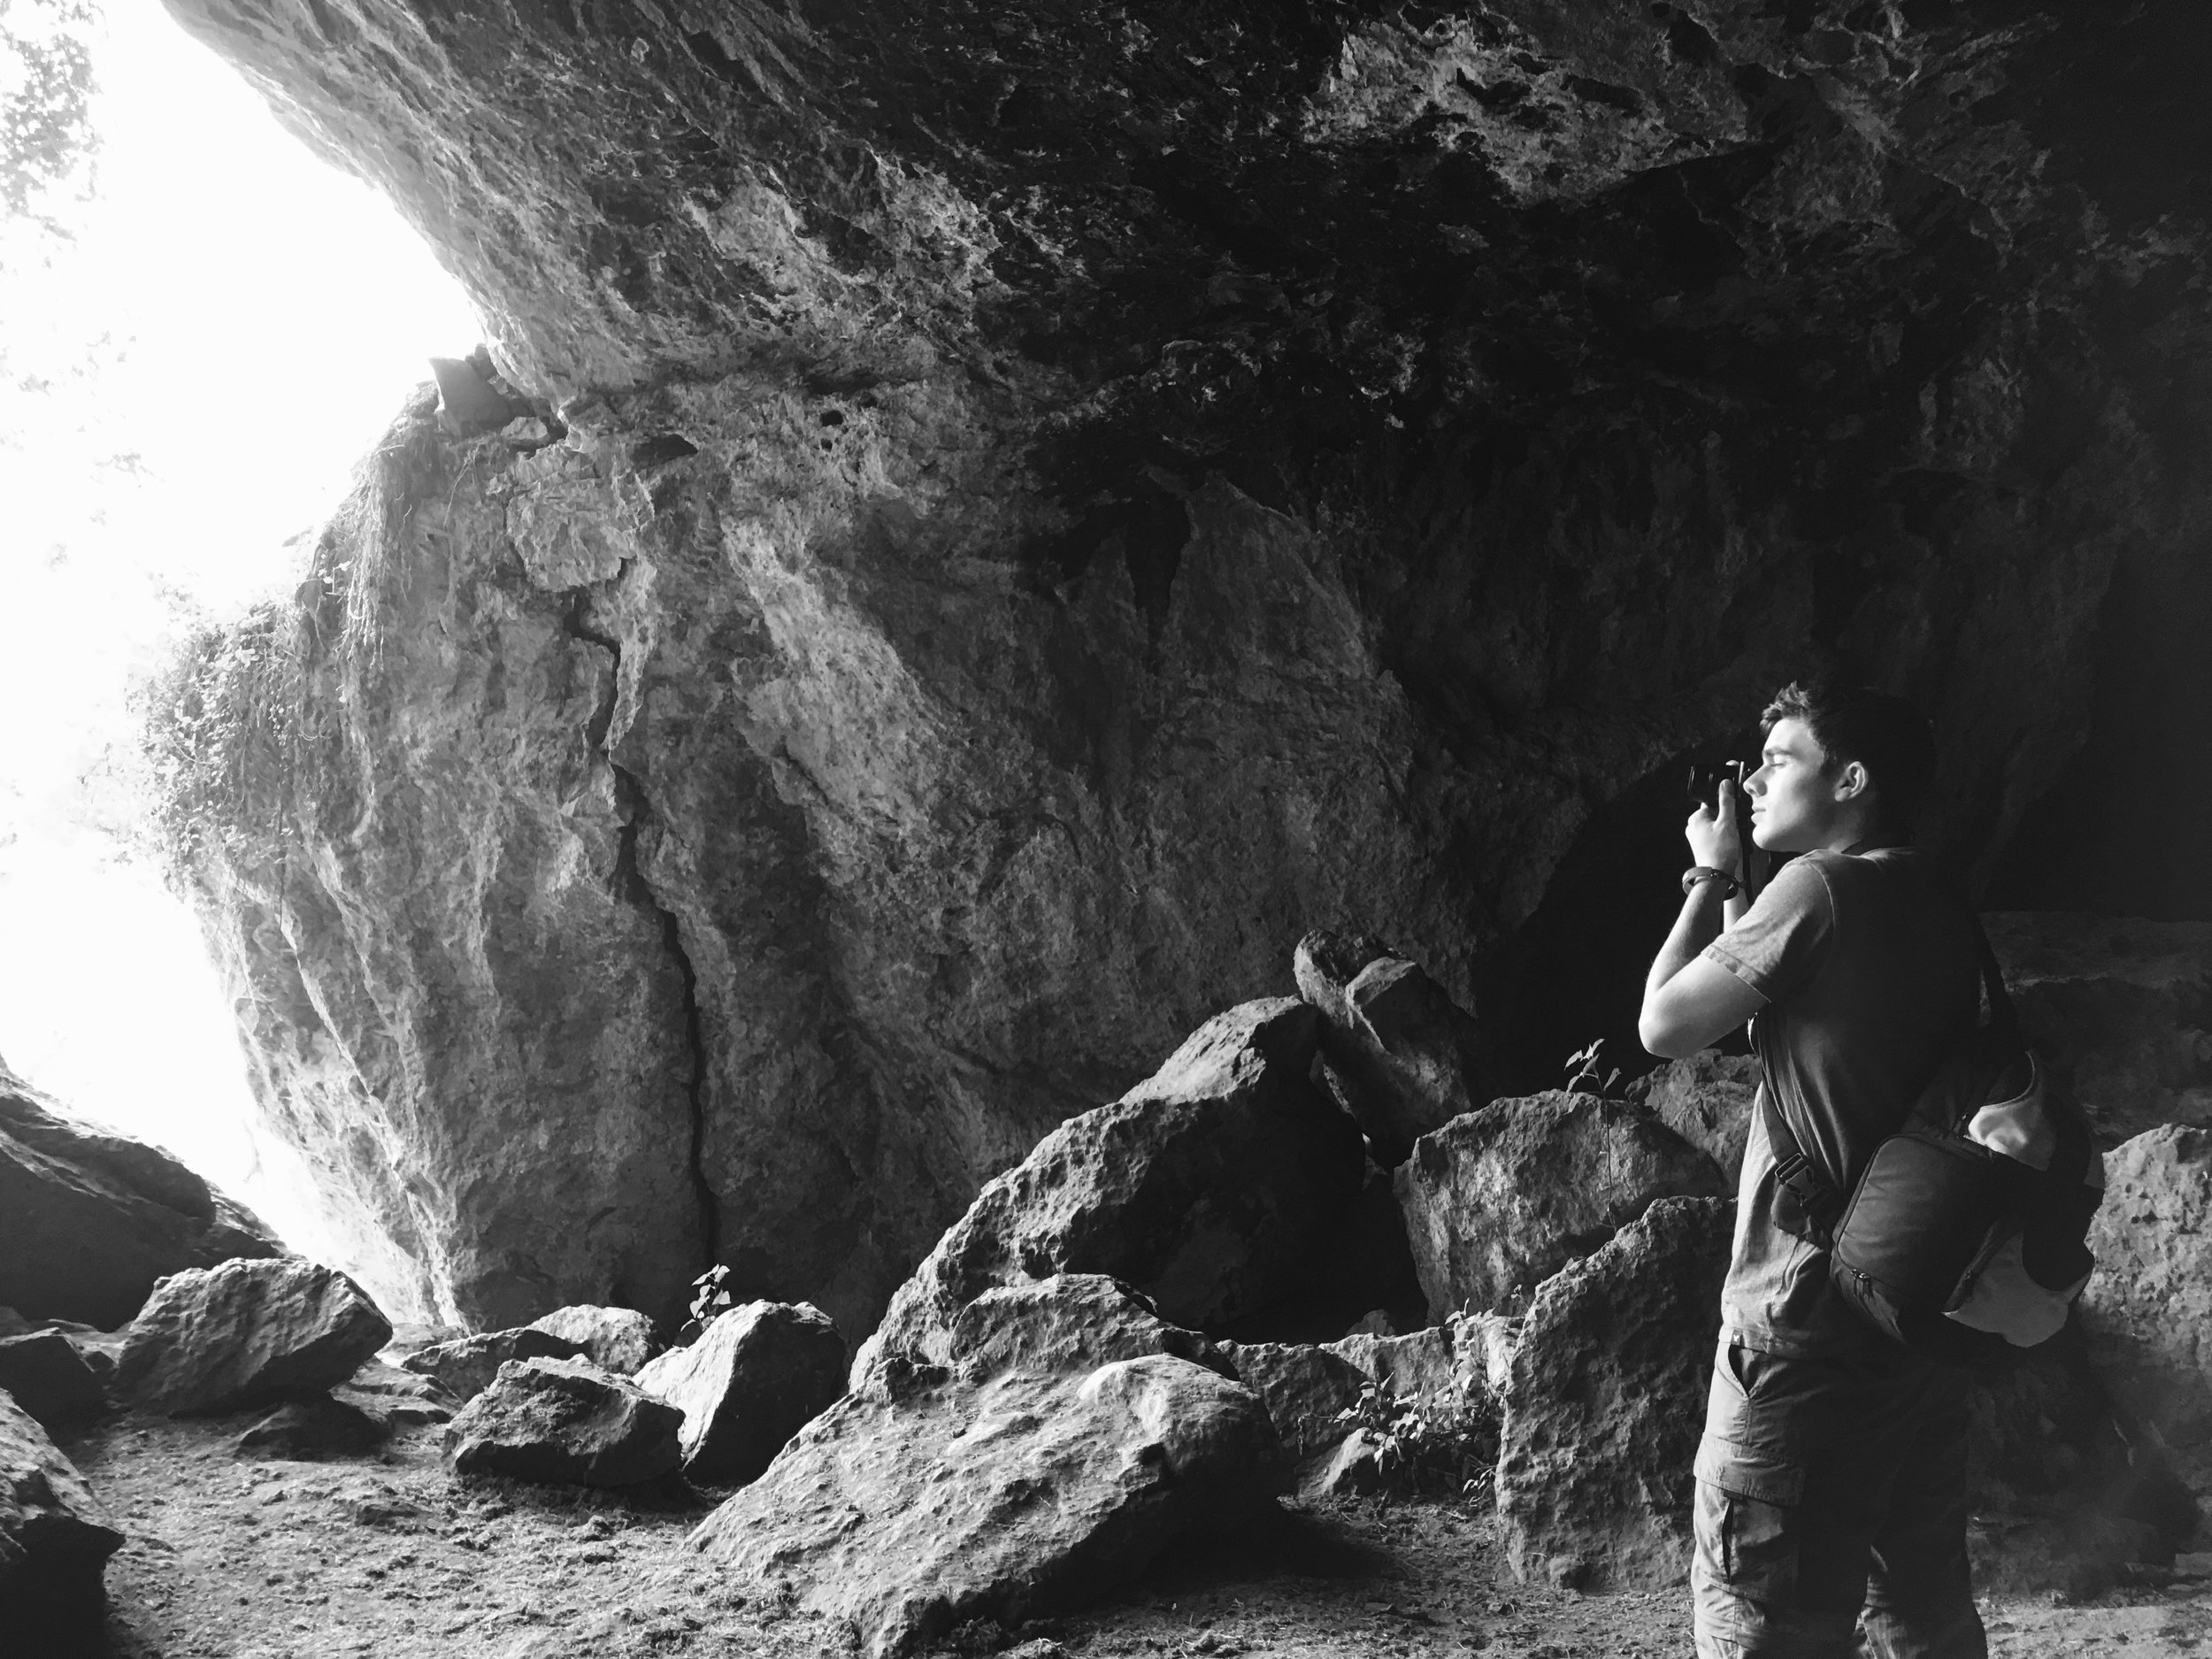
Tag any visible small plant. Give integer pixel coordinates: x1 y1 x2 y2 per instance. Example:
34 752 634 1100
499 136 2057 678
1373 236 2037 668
1563 1038 1624 1098
1332 1364 1502 1499
682 1263 736 1341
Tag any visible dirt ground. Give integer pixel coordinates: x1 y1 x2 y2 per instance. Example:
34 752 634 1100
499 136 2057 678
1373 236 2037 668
31 1406 2212 1659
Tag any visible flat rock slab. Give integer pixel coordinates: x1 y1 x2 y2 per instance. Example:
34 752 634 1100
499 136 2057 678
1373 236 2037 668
403 1327 587 1402
634 1300 845 1484
1294 931 1494 1166
527 1305 661 1375
854 999 1362 1388
1396 1091 1725 1321
114 1257 394 1416
0 1387 124 1621
691 1275 1285 1657
0 1330 109 1434
1495 1195 1733 1592
444 1356 682 1486
0 1064 280 1329
1225 1316 1517 1465
2080 1124 2212 1442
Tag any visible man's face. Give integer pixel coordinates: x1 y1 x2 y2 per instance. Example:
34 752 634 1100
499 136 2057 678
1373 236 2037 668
1745 717 1851 852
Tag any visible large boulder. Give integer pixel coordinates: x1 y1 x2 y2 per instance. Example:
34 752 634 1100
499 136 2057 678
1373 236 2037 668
113 1257 393 1416
1984 915 2212 1148
1495 1195 1734 1591
0 1389 124 1622
0 1332 108 1435
442 1356 683 1486
526 1305 662 1375
0 1064 280 1329
1395 1092 1725 1321
633 1300 846 1483
690 1274 1285 1657
403 1326 588 1403
852 1000 1363 1388
1294 932 1498 1166
1639 1054 1761 1186
2079 1125 2212 1445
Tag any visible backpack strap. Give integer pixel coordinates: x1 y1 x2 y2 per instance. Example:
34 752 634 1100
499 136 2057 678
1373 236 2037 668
1759 909 2016 1251
1761 1088 1846 1251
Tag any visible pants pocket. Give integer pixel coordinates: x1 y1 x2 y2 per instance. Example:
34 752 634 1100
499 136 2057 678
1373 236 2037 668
1694 1438 1806 1598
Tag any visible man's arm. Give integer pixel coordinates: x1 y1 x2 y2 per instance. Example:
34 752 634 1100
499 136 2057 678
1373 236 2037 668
1640 887 1765 1058
1640 775 1765 1058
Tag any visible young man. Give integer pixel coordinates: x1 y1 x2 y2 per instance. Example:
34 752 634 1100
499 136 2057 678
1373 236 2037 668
1640 681 1988 1659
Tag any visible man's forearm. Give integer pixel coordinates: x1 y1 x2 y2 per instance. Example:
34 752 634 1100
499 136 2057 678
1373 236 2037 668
1646 879 1732 999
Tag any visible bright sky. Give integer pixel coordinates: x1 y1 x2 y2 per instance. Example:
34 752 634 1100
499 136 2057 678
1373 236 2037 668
0 0 478 1260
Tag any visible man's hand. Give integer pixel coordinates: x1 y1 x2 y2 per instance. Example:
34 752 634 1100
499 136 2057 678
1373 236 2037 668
1686 776 1744 879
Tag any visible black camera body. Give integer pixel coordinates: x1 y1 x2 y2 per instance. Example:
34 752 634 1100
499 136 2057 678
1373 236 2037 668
1686 759 1756 872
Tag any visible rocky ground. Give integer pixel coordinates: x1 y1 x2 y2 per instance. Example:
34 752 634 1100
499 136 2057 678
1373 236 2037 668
42 1406 2212 1659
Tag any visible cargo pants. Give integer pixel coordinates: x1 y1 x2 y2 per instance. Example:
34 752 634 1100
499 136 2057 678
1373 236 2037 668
1692 1339 1987 1659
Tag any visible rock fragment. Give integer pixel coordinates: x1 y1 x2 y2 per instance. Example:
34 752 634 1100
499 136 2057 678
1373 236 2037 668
1640 1053 1761 1184
113 1257 393 1415
527 1305 661 1375
1294 931 1496 1165
632 1300 845 1483
1225 1314 1515 1468
0 1331 108 1434
2079 1124 2212 1442
690 1275 1285 1657
1395 1091 1724 1320
443 1357 682 1486
854 999 1363 1387
1494 1195 1733 1591
0 1388 124 1621
0 1064 280 1329
403 1326 588 1402
234 1394 390 1459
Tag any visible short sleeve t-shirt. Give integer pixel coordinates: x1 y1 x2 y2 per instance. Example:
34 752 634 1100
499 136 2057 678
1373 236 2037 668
1701 845 1983 1357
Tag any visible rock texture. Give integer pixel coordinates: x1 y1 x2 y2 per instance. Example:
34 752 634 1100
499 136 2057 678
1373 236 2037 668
233 1394 389 1459
401 1327 585 1404
526 1306 662 1377
853 1000 1362 1386
1985 915 2212 1149
632 1300 845 1483
114 1258 393 1416
443 1357 684 1487
1640 1053 1762 1185
2080 1125 2212 1445
1495 1195 1733 1591
1395 1092 1724 1320
1294 931 1497 1166
0 1063 280 1329
0 1388 123 1619
1225 1313 1513 1463
146 0 2212 1338
689 1274 1284 1656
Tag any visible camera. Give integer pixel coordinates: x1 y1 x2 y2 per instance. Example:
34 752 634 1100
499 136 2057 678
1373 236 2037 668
1686 758 1755 851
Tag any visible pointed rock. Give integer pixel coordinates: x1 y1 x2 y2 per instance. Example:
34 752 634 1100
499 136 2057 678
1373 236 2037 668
853 999 1362 1390
2080 1124 2212 1442
0 1331 108 1434
633 1301 845 1484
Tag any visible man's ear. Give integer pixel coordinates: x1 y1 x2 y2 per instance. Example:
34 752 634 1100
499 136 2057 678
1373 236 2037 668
1832 760 1871 803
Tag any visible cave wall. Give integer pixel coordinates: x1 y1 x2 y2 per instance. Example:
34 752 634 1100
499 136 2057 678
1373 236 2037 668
153 0 2212 1331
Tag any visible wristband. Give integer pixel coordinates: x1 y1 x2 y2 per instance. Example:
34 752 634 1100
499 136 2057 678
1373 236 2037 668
1682 865 1740 899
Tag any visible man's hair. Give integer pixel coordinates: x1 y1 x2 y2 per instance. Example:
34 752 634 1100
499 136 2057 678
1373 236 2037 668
1761 679 1936 830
